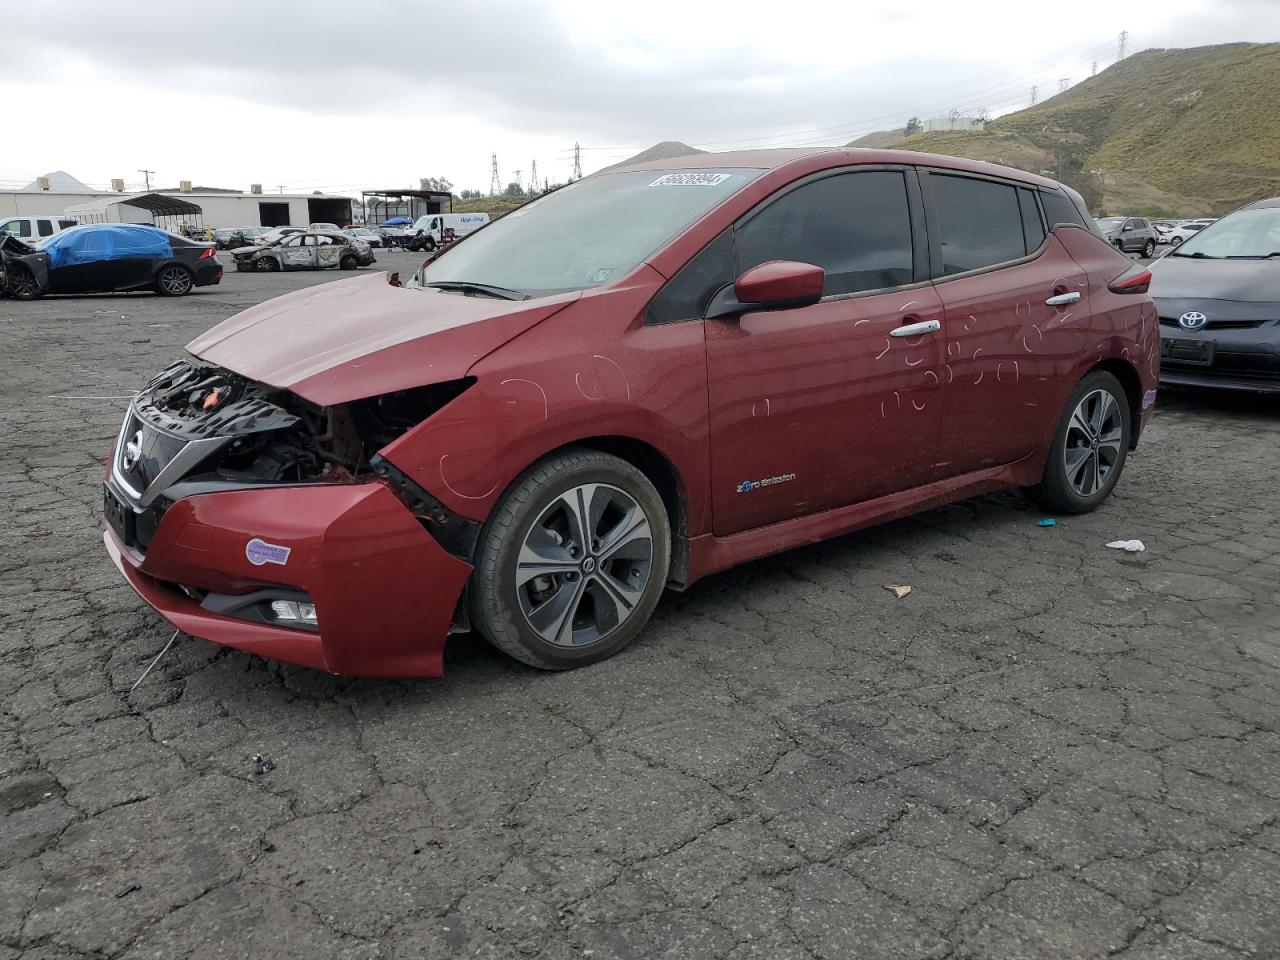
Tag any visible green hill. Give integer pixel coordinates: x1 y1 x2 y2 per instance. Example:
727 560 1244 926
850 43 1280 217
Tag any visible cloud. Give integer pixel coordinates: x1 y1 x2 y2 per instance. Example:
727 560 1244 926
4 0 1279 187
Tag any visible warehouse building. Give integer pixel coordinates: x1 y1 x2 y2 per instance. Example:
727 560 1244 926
0 172 358 229
62 189 354 231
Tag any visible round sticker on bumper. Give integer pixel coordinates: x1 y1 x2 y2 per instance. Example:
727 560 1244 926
246 538 291 566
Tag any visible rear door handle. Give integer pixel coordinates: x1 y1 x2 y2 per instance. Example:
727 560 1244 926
890 319 941 337
1045 292 1081 306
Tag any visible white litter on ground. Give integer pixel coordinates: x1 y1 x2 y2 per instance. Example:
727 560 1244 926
1107 539 1146 553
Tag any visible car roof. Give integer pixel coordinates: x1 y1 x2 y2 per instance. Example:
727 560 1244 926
602 146 1062 190
1242 197 1280 210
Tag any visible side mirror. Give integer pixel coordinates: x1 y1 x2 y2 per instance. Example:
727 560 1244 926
735 260 825 309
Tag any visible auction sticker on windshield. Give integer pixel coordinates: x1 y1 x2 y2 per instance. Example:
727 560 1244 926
650 173 733 187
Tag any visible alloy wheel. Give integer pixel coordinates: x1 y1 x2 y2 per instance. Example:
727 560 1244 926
515 483 654 648
1063 389 1124 497
158 266 192 295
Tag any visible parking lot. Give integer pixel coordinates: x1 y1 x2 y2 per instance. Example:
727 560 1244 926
3 250 1280 959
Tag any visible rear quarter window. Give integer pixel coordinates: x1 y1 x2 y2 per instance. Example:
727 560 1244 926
1040 189 1089 231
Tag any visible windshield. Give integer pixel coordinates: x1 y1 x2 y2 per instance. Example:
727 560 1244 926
1098 218 1124 229
1174 208 1280 258
419 168 759 295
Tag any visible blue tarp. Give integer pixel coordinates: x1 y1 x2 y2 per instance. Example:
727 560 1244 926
381 217 413 226
43 225 172 269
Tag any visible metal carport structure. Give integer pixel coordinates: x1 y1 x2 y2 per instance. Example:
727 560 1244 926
361 188 453 226
62 192 204 233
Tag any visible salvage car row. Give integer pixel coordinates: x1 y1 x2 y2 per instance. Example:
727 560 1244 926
0 223 377 297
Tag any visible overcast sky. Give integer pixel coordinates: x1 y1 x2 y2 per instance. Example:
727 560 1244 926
5 0 1278 197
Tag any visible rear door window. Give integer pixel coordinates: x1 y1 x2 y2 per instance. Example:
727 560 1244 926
37 219 55 237
735 170 914 297
929 174 1026 275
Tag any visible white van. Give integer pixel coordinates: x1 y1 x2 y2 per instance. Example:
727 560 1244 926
0 216 78 242
409 212 490 250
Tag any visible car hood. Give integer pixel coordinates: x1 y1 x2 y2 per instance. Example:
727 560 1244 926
186 272 579 405
229 245 261 255
1150 255 1280 303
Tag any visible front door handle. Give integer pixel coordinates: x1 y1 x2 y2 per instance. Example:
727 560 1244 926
890 319 941 338
1045 291 1081 306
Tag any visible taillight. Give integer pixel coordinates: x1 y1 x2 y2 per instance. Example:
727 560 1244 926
1108 266 1151 294
198 247 215 260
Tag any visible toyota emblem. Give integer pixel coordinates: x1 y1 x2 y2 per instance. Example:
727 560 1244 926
121 430 144 471
1178 311 1208 330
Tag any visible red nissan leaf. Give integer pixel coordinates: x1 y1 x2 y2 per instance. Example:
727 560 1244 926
103 149 1157 677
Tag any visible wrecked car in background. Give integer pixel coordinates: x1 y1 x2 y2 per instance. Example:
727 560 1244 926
230 231 375 272
103 148 1155 678
0 223 220 299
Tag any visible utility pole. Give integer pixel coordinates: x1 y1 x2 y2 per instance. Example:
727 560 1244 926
572 142 583 181
276 185 286 195
1118 30 1129 60
137 168 154 191
1058 77 1070 94
489 153 500 196
1030 85 1038 106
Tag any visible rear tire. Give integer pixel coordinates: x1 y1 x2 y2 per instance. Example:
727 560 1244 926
257 256 279 272
5 264 41 299
1028 370 1131 515
156 264 193 297
470 449 671 670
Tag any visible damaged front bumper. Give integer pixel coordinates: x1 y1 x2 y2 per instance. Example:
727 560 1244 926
101 359 477 677
104 482 472 677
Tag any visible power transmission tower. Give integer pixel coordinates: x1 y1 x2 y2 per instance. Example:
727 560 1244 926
489 153 500 196
513 169 523 193
1091 60 1098 77
1118 30 1129 60
1030 85 1038 106
572 142 583 181
1058 77 1070 94
137 168 154 191
530 160 538 194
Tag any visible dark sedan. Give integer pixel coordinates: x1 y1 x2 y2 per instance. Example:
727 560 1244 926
0 224 221 299
1150 197 1280 392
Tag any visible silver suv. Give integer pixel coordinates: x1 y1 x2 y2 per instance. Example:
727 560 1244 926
1097 216 1157 258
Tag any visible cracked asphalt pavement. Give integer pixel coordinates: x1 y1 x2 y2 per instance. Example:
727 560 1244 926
3 251 1280 959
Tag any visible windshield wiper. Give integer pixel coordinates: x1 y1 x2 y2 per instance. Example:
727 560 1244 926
424 280 530 300
1171 250 1218 259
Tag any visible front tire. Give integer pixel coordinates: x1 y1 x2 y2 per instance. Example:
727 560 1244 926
256 256 279 272
156 264 193 297
1142 239 1155 258
1029 371 1131 514
470 449 671 670
5 264 41 299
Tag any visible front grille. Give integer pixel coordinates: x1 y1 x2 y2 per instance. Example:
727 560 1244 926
114 411 189 500
1158 316 1267 330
